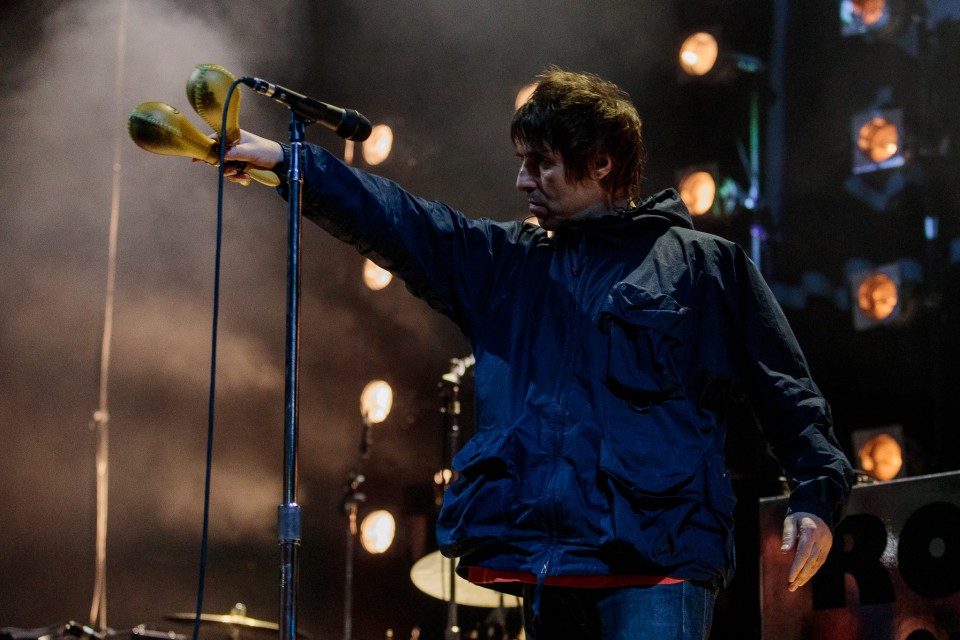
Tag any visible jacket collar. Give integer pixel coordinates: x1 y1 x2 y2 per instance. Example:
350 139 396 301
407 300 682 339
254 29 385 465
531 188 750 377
552 188 694 239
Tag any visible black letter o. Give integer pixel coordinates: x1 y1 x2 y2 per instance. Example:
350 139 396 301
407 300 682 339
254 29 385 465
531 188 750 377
898 501 960 599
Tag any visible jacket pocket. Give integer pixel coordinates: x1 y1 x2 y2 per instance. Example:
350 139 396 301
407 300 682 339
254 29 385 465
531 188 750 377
437 429 519 553
597 437 736 566
597 283 690 410
598 436 697 500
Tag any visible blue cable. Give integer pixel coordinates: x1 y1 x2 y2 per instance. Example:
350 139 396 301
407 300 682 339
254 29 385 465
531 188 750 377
190 78 241 640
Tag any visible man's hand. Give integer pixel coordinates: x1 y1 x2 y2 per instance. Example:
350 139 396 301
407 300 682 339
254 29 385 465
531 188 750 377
781 511 832 592
220 129 284 186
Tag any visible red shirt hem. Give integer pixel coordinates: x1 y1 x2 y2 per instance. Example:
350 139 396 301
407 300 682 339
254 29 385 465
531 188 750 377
466 566 686 588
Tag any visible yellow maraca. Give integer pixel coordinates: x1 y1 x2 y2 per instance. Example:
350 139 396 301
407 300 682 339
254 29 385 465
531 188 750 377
186 63 242 145
128 101 220 163
128 64 279 187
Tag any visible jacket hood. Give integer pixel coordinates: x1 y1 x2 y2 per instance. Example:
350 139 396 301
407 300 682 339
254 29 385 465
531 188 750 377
630 188 695 229
552 188 694 238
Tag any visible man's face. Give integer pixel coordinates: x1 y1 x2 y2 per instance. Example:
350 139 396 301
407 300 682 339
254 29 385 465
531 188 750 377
515 145 609 231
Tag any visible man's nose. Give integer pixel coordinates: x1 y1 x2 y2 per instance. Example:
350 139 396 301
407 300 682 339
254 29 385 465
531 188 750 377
516 164 535 192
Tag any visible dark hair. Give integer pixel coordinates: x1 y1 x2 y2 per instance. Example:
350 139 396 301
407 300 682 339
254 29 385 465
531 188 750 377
511 67 646 200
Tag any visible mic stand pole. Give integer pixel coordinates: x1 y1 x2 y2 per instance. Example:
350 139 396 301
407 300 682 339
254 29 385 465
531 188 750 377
341 470 365 640
342 420 372 640
446 382 460 640
440 355 473 640
279 112 308 640
440 381 460 640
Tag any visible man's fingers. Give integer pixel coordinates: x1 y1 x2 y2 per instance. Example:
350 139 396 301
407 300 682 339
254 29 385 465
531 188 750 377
788 552 816 590
782 512 833 592
788 530 814 585
781 515 797 552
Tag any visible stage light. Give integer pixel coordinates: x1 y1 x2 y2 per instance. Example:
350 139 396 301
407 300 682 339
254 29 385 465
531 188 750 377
852 425 905 481
839 0 916 39
839 1 930 57
678 169 716 215
847 260 921 330
360 380 393 425
679 32 719 76
852 108 905 174
363 258 393 290
676 165 745 217
840 0 891 35
362 124 393 166
858 272 898 320
676 30 766 267
858 117 899 163
678 31 766 80
359 509 396 554
433 468 454 486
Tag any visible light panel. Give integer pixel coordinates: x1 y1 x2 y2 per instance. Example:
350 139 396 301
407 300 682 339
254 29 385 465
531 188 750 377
849 262 903 330
852 108 905 174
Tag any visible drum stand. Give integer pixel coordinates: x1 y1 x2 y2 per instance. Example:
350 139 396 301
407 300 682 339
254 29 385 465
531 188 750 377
439 356 474 640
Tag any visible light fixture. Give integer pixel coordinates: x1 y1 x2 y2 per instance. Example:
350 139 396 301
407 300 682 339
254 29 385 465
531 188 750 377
852 108 905 174
676 165 744 217
678 169 716 215
362 124 394 166
851 268 900 329
360 380 393 425
678 31 766 80
363 258 393 290
840 0 892 35
433 468 454 486
676 30 766 268
679 32 720 77
359 509 396 554
839 0 917 40
344 381 396 639
846 259 921 330
852 425 905 481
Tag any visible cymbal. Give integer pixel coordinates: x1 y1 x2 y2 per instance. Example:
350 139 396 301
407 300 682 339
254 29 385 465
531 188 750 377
164 606 312 638
164 613 277 631
410 550 521 608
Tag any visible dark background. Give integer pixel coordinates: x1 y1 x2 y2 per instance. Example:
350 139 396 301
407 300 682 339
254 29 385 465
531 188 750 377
1 1 958 639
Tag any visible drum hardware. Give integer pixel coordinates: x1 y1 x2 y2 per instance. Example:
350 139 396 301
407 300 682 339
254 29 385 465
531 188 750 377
164 603 311 640
410 551 521 609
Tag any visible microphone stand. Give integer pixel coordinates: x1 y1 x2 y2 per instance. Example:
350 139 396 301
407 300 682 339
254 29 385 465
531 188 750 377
278 112 307 640
341 420 373 640
439 355 474 640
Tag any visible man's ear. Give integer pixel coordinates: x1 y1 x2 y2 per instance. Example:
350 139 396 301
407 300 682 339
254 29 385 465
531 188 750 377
591 152 613 181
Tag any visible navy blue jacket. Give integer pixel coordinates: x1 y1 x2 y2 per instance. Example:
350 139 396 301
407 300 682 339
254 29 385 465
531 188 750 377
283 143 853 588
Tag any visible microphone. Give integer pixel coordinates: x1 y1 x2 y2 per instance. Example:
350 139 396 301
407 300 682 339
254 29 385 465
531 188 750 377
240 76 372 141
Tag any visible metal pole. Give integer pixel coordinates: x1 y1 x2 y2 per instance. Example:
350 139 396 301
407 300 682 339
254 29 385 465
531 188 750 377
279 113 306 640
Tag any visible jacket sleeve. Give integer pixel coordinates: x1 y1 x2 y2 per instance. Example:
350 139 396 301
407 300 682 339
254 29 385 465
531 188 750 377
275 142 514 338
730 246 854 528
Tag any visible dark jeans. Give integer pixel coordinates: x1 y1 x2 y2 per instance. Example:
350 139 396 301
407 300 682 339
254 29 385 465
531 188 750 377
521 581 719 640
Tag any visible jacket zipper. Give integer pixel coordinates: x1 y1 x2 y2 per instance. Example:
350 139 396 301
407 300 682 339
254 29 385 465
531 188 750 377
539 236 592 582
